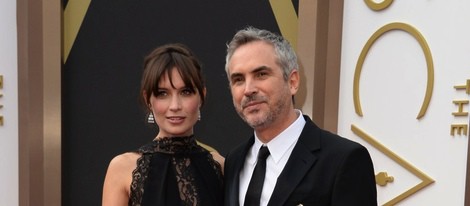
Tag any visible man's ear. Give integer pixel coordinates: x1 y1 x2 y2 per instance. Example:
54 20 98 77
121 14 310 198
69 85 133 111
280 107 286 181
289 70 300 95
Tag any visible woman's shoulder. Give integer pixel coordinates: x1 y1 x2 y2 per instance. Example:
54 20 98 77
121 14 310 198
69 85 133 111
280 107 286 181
106 152 143 180
110 152 142 165
107 152 141 177
103 152 143 204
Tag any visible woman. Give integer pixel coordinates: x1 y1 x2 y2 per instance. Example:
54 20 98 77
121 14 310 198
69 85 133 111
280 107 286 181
102 43 224 206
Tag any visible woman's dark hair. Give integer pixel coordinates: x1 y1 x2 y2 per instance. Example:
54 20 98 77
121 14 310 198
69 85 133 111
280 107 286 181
140 43 205 111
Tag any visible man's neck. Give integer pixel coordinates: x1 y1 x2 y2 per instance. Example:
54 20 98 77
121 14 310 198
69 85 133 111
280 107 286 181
255 109 300 143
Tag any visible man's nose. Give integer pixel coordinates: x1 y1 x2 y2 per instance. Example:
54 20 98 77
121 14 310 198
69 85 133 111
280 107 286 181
243 78 258 96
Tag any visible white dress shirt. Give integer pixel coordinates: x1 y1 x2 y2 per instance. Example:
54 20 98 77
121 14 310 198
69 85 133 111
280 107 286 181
239 110 306 206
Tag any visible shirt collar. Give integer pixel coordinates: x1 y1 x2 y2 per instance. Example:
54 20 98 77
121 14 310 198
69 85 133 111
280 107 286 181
252 110 306 164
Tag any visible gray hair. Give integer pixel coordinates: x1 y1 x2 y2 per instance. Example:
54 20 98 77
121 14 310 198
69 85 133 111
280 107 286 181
225 26 298 80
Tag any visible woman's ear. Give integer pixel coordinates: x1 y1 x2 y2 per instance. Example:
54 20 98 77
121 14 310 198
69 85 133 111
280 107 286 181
199 87 206 106
142 91 150 107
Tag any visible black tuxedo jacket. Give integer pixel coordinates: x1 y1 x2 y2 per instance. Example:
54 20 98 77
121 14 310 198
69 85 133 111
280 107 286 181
224 115 377 206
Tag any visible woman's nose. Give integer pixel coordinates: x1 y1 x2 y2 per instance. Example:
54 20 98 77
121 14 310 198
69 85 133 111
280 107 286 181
169 95 182 110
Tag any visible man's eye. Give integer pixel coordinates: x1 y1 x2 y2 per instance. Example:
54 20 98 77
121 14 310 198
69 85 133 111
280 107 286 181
231 77 244 85
256 72 268 78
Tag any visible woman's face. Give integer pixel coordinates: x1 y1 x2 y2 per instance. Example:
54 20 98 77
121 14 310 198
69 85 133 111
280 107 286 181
148 68 202 138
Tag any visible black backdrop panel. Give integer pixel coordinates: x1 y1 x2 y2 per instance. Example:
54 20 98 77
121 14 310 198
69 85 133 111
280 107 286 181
62 0 295 205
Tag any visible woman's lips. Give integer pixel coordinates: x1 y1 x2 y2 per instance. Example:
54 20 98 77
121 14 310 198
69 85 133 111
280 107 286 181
167 116 185 124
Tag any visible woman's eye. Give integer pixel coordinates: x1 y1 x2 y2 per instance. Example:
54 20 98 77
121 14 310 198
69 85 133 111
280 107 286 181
156 91 167 97
181 88 194 96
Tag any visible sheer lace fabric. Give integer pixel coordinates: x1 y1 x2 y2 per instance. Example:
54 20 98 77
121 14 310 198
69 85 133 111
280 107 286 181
128 136 223 206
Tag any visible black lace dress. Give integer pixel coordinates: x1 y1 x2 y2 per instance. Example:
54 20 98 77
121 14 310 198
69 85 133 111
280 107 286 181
128 135 224 206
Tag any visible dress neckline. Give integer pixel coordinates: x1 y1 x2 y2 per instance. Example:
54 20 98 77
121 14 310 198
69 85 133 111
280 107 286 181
140 135 199 154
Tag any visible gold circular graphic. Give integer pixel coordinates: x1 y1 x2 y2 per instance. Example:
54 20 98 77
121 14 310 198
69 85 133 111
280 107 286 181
353 22 434 119
364 0 394 11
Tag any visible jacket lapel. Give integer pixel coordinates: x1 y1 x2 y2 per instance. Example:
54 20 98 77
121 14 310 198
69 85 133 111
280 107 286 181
268 116 321 206
227 137 254 206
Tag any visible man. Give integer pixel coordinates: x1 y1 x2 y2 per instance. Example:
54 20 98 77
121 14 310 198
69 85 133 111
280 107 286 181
223 26 377 206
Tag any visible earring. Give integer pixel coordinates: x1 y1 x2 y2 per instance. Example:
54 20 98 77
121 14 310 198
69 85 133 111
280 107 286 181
198 109 201 121
147 112 155 124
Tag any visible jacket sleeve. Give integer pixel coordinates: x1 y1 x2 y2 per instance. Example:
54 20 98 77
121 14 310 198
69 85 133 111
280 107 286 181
331 145 378 206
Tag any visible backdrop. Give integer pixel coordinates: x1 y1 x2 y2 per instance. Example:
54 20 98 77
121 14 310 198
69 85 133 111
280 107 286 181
339 1 470 205
62 0 298 205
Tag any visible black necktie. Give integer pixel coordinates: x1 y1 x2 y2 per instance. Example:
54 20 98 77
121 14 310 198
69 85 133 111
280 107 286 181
244 146 270 206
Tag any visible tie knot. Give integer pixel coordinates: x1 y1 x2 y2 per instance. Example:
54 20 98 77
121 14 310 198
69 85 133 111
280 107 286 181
258 146 270 160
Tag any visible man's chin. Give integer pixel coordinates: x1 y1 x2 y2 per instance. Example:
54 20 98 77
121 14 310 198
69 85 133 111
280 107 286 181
244 117 267 129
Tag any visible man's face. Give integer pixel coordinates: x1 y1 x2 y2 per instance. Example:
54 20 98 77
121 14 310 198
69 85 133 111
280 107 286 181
227 41 297 130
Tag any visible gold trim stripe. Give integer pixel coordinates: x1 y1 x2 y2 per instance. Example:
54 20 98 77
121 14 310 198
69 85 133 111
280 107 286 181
269 0 298 51
197 141 217 152
63 0 92 63
351 124 434 206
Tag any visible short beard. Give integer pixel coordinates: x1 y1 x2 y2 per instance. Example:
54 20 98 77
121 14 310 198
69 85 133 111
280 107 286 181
237 90 290 129
241 109 274 129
